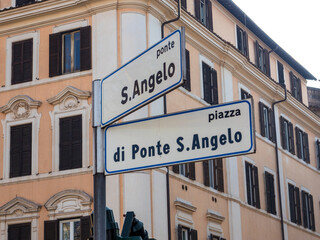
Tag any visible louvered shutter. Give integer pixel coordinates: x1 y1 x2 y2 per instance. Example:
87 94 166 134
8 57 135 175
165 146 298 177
72 116 83 169
175 0 187 9
245 162 252 205
190 229 198 240
268 108 275 143
16 0 35 7
296 78 302 102
253 166 260 208
277 62 285 86
194 0 200 21
255 41 259 67
22 39 33 83
295 187 301 225
49 33 62 77
188 162 196 180
236 26 242 51
184 49 191 91
243 31 248 57
303 132 310 163
317 140 320 169
211 68 218 105
8 223 31 240
206 0 213 32
81 216 91 240
21 124 32 176
80 26 92 71
288 122 295 154
263 49 270 76
202 62 212 104
295 127 302 159
216 158 224 192
20 223 31 240
265 172 271 213
172 164 180 174
44 220 58 240
258 102 265 137
288 184 296 223
270 174 276 214
301 191 308 228
280 117 286 149
308 195 315 231
203 160 210 187
178 224 182 240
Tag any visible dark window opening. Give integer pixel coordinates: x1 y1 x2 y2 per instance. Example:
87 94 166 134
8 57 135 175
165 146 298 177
178 225 198 240
183 49 191 91
265 171 276 215
172 162 196 181
240 89 252 100
203 158 224 192
15 0 35 7
290 71 302 102
277 61 285 86
316 139 320 169
194 0 213 31
202 62 218 105
288 183 301 225
8 223 31 240
258 102 275 143
245 162 260 208
255 41 270 76
301 191 315 231
295 127 310 163
280 117 295 154
236 26 248 57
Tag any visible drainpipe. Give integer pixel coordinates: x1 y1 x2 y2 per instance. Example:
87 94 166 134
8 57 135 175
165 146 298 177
272 84 287 240
161 1 181 240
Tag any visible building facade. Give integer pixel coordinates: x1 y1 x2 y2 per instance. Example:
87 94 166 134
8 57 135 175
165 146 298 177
0 0 319 240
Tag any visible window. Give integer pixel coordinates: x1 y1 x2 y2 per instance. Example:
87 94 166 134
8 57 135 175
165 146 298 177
44 216 91 240
258 102 275 142
288 183 301 225
173 163 196 180
277 61 285 86
59 115 82 171
183 49 191 91
175 0 187 9
289 71 302 102
15 0 35 7
202 62 218 105
255 41 270 76
236 26 248 57
245 162 260 208
194 0 213 31
209 235 226 240
240 89 251 100
295 127 310 163
12 39 33 85
280 116 295 154
265 171 276 215
316 139 320 169
301 191 315 231
49 26 91 77
8 223 31 240
178 225 197 240
203 158 224 192
10 123 32 178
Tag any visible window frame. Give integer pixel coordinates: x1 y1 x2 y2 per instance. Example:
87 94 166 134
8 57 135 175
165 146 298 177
6 31 39 87
300 188 315 231
295 126 310 163
244 160 260 208
200 55 218 105
8 222 31 240
264 169 277 215
277 61 285 86
236 25 248 57
203 158 224 192
287 181 301 225
258 101 275 143
289 71 302 102
13 0 36 7
59 218 81 240
255 41 270 76
62 30 81 74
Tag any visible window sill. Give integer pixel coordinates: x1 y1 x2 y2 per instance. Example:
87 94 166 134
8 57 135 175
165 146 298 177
0 70 92 93
0 166 92 185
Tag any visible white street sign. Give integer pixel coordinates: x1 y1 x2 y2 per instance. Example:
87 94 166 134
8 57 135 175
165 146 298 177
101 30 183 127
105 99 255 174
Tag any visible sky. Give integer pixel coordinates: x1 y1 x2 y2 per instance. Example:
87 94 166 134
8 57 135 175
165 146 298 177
231 0 320 88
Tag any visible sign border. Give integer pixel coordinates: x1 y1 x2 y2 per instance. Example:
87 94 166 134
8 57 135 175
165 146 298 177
101 30 183 127
105 99 255 174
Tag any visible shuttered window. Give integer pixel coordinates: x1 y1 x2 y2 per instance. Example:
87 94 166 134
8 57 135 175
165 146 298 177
265 172 276 215
44 217 91 240
10 123 32 178
301 191 315 231
173 163 196 181
202 62 218 105
49 26 92 77
316 139 320 169
8 223 31 240
175 0 187 9
209 234 226 240
245 162 260 208
258 102 275 143
59 115 82 171
288 183 301 225
295 127 310 163
240 89 251 100
255 41 270 76
178 225 198 240
236 25 248 57
289 71 302 102
280 117 295 154
12 39 33 85
15 0 35 7
194 0 213 31
203 158 224 192
277 61 285 86
183 49 191 91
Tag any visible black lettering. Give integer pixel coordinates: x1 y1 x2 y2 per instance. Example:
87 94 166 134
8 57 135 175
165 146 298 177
235 131 242 142
218 112 224 119
121 87 128 104
141 79 147 94
192 134 201 150
168 63 175 77
171 41 175 49
156 141 163 156
163 144 170 154
148 146 155 157
140 147 147 158
225 110 230 118
177 137 184 152
209 113 214 122
132 144 139 160
202 137 209 148
132 80 140 99
210 135 218 150
219 134 227 145
228 128 234 144
156 70 162 84
230 110 235 117
163 62 167 80
114 147 120 162
235 109 241 116
148 74 155 93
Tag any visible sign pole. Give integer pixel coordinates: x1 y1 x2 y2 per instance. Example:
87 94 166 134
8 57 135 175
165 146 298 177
92 80 107 240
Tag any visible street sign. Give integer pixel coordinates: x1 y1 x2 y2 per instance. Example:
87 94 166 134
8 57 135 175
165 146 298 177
104 99 255 174
101 30 183 127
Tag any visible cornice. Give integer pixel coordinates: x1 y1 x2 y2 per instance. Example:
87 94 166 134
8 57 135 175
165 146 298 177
174 198 197 213
206 209 225 223
0 95 41 114
0 197 41 216
47 86 91 105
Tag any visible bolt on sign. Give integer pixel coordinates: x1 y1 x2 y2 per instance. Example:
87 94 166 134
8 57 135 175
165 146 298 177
104 99 256 174
101 30 183 127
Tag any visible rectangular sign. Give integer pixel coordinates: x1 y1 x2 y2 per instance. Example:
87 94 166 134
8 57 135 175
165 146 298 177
105 99 255 174
101 30 183 127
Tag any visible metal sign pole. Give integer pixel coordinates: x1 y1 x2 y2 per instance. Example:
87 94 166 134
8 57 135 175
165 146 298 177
92 80 107 240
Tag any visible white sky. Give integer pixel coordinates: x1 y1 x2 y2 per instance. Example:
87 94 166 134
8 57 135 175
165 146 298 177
231 0 320 88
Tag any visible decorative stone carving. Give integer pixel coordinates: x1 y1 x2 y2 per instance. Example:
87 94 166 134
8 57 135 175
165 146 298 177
0 95 41 118
47 86 91 107
0 197 41 216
